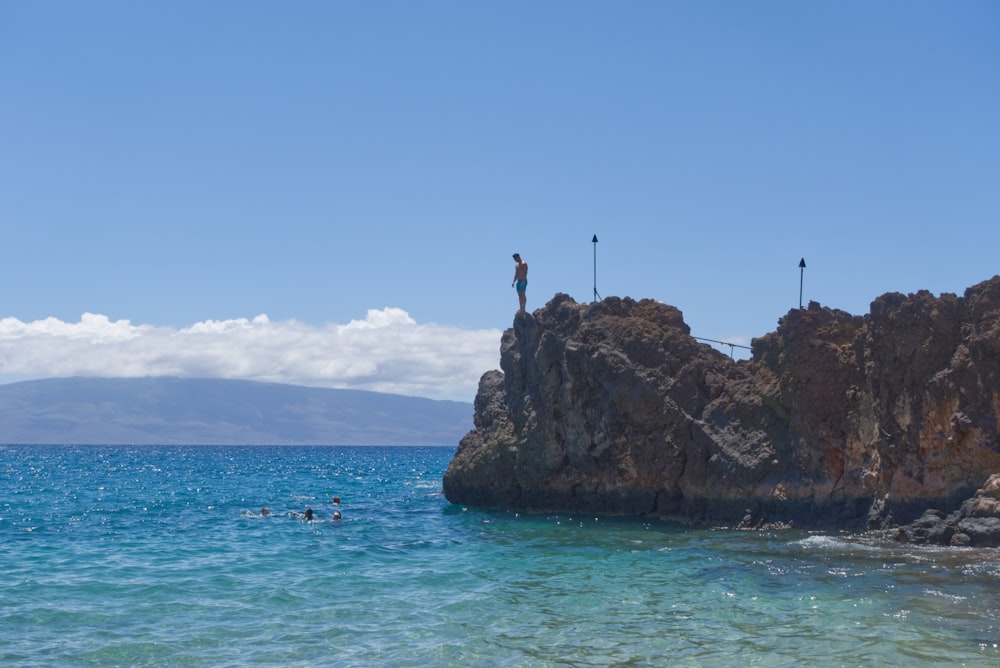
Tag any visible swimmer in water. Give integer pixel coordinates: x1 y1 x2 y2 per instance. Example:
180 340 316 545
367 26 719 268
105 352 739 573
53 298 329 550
333 511 342 521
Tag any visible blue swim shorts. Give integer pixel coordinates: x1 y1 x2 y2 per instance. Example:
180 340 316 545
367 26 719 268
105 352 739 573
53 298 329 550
515 279 527 292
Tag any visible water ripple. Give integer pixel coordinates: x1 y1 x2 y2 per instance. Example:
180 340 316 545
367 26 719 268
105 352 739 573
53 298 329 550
2 445 1000 666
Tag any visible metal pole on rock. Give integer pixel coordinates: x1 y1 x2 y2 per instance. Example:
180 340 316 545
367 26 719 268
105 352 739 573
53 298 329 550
799 258 806 309
592 235 600 302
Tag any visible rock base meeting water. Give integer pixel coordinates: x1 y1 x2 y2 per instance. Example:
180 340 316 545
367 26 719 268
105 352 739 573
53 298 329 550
445 277 1000 535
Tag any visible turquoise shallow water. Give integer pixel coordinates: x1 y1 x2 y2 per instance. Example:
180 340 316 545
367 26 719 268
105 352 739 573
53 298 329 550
2 445 999 667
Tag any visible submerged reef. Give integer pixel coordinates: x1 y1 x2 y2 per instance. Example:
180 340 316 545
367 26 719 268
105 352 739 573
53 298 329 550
444 277 1000 541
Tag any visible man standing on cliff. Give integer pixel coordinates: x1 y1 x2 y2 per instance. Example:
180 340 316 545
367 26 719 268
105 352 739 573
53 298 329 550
512 253 528 313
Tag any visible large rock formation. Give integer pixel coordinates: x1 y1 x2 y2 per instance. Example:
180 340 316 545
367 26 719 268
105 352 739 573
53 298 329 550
443 277 1000 533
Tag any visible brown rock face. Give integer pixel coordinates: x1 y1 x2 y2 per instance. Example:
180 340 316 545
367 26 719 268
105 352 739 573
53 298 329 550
443 277 1000 530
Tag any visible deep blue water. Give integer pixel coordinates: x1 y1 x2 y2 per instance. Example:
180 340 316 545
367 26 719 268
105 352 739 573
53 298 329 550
2 445 999 667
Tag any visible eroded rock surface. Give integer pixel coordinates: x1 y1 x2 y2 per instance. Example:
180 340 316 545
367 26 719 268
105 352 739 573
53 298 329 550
443 277 1000 530
895 473 1000 546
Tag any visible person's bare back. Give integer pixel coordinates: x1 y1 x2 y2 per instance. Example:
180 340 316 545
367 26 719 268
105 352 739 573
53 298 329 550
512 253 528 312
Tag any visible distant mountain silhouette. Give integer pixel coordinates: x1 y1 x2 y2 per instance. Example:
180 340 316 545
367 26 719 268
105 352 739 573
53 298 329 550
0 377 473 445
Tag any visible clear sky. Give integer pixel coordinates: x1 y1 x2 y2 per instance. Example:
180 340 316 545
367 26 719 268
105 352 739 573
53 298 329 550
2 2 998 401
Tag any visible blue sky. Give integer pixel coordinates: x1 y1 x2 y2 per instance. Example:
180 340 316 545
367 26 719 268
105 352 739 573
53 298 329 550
2 2 998 401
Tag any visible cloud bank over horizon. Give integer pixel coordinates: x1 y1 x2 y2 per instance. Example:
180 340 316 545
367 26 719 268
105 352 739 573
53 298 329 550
0 308 502 402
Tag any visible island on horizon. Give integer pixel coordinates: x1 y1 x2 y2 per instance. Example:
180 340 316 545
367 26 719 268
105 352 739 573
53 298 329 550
0 377 473 446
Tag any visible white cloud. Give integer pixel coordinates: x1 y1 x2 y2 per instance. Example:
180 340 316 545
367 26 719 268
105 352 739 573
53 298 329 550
0 309 503 402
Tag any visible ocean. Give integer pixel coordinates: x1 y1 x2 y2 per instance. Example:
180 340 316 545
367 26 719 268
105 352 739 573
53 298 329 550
2 445 999 667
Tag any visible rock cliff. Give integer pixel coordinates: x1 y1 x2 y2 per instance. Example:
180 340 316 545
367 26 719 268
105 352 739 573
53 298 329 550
443 277 1000 535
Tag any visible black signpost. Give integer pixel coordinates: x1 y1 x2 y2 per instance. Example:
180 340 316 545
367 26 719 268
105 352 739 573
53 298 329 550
799 258 807 309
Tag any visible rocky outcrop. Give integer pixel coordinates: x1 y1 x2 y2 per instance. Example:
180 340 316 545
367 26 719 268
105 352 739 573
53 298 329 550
895 474 1000 547
443 277 1000 531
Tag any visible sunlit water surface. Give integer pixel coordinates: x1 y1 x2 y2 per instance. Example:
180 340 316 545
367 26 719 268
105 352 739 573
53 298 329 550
2 445 999 667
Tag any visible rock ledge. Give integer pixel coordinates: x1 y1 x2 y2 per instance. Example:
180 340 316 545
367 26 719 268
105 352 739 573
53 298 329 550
444 278 1000 532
